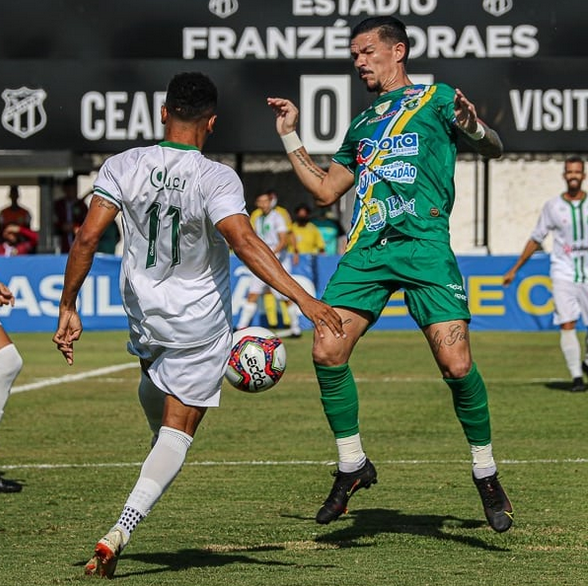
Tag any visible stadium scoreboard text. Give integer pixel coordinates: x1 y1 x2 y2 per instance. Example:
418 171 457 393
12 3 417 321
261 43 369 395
0 1 585 153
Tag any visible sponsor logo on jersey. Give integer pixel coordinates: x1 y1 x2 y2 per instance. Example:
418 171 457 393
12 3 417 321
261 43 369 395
357 133 419 165
149 167 187 192
373 161 418 184
1 87 47 138
430 208 440 217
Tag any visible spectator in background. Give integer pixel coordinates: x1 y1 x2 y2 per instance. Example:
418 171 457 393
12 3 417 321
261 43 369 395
312 208 346 255
54 176 88 253
291 203 325 255
0 224 38 256
236 191 302 337
250 188 291 227
0 185 32 231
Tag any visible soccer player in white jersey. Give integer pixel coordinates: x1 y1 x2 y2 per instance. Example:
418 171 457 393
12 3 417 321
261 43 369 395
504 155 588 392
0 281 23 493
236 191 302 336
52 72 344 579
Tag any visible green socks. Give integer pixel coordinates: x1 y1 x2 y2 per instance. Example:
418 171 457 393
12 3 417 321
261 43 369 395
314 363 359 439
445 363 491 446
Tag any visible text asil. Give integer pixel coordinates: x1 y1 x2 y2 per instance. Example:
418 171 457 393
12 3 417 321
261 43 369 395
81 91 166 140
0 274 124 318
183 23 538 60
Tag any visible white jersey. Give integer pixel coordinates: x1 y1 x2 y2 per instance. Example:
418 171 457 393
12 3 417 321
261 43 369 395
530 194 588 282
94 142 247 347
253 209 288 263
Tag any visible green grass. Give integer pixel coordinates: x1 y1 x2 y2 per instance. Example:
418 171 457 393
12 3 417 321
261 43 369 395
1 330 587 585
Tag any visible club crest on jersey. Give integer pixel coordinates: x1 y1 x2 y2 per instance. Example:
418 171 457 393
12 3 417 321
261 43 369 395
363 198 387 231
362 194 417 232
374 100 391 116
1 86 47 139
149 167 187 192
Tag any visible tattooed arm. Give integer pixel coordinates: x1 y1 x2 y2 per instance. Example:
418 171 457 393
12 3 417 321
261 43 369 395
267 97 354 207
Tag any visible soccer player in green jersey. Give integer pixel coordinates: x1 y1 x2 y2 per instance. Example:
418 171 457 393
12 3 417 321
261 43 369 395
268 15 513 533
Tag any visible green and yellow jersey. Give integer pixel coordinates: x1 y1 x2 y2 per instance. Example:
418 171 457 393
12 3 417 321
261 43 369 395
333 83 458 251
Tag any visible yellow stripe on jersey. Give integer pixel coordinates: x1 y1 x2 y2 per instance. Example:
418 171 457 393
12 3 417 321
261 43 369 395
345 86 438 252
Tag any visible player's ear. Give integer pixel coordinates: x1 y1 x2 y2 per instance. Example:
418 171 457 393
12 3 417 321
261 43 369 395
160 105 168 124
394 41 407 64
207 114 218 134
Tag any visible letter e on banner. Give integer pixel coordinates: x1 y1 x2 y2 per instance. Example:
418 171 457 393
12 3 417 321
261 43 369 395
300 75 350 154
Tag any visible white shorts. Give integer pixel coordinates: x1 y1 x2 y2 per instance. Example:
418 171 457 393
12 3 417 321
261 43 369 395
551 279 588 326
127 328 233 407
247 256 293 301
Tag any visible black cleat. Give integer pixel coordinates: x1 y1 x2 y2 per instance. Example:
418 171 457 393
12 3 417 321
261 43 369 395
316 458 377 524
473 472 513 533
0 477 23 493
571 377 586 392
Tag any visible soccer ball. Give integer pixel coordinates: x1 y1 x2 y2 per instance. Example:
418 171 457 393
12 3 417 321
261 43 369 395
225 326 287 393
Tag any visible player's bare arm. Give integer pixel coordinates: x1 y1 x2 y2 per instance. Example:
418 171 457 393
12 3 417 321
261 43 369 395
454 88 503 160
53 195 119 364
267 97 354 206
217 213 345 339
503 239 542 286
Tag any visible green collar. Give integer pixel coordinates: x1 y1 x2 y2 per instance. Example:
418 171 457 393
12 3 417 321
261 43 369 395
158 141 200 151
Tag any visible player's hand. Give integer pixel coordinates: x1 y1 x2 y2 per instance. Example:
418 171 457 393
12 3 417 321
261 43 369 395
454 88 479 134
0 282 15 307
267 97 300 136
503 268 517 286
297 297 346 339
52 308 83 365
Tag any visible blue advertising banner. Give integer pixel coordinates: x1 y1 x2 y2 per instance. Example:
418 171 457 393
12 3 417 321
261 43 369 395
0 253 556 333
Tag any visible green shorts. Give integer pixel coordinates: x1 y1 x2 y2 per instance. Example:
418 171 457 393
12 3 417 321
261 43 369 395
321 236 471 329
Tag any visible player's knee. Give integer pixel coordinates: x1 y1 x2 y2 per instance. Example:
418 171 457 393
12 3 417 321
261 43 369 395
441 358 472 380
312 340 347 367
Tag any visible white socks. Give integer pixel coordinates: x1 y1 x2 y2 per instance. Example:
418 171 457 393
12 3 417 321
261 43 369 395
471 444 497 479
560 329 582 378
114 426 193 543
287 303 301 336
137 371 165 436
0 344 23 424
236 301 257 330
336 433 366 473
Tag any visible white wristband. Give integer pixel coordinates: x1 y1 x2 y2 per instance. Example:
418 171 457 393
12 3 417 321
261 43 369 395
281 131 303 153
463 121 486 141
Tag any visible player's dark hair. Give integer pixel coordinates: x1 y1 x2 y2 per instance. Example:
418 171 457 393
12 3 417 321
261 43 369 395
565 154 585 170
351 16 410 63
165 72 217 122
294 203 311 214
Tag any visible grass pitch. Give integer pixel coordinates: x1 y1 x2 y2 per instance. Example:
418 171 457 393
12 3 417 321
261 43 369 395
1 329 586 585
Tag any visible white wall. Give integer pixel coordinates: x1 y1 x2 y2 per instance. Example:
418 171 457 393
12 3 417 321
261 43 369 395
452 156 568 255
0 155 579 257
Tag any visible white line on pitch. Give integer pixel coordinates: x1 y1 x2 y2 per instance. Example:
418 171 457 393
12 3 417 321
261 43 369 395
12 362 137 394
2 458 588 471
